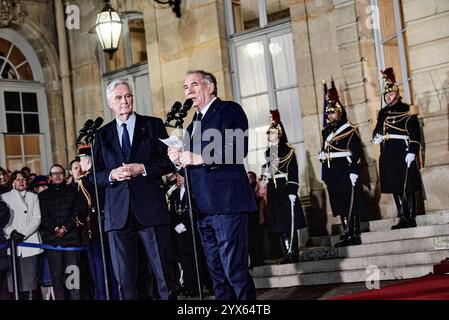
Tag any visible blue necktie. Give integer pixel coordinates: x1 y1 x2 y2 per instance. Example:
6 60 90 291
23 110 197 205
121 123 131 161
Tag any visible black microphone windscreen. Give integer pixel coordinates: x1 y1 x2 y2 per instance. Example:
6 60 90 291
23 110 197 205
182 99 193 110
91 117 104 130
81 119 94 133
76 119 94 144
171 101 182 112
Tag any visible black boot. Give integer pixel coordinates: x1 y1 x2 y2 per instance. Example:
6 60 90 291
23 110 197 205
391 193 410 230
19 291 33 301
335 215 361 247
279 232 299 264
406 192 417 228
339 216 349 240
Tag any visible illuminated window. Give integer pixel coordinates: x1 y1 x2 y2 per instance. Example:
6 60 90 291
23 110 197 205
372 0 412 104
230 0 290 34
0 31 50 174
225 0 304 173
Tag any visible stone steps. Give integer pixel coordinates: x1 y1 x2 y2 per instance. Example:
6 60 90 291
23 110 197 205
255 249 449 276
299 233 449 262
369 211 449 232
306 211 449 247
252 214 449 289
253 264 434 288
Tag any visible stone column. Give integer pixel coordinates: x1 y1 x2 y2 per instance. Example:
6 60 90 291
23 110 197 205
55 0 76 162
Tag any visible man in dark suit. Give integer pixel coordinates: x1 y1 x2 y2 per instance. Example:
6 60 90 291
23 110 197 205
168 70 257 300
93 79 176 300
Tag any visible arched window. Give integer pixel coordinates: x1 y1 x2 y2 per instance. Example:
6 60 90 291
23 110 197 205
0 30 52 175
98 13 152 122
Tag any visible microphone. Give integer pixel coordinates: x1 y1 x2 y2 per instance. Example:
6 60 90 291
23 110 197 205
176 99 193 120
165 101 182 123
76 119 94 144
90 117 104 132
84 117 104 143
181 98 193 112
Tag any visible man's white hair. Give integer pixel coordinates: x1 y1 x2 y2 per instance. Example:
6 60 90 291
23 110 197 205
106 79 133 101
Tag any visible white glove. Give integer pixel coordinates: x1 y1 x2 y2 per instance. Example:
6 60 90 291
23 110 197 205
174 223 187 234
262 169 271 179
288 194 296 204
349 173 358 186
372 133 384 145
318 151 327 161
405 153 415 168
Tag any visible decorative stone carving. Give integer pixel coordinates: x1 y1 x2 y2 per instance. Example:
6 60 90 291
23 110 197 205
0 0 26 27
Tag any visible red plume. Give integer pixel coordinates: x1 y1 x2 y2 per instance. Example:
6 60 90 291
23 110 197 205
270 109 281 125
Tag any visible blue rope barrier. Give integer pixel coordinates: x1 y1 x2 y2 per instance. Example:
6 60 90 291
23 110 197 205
0 242 86 251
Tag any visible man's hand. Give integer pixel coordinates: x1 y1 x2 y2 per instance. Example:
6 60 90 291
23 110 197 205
405 153 415 168
168 146 182 165
349 173 358 186
318 151 327 162
372 133 384 145
10 230 25 242
288 194 296 204
54 226 67 238
179 151 204 168
111 166 132 181
121 163 145 178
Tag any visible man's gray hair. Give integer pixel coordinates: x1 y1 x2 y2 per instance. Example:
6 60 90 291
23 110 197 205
186 70 217 96
106 79 133 101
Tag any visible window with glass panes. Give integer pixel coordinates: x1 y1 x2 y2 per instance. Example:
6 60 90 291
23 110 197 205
372 0 412 104
99 13 152 121
226 1 304 174
0 36 46 174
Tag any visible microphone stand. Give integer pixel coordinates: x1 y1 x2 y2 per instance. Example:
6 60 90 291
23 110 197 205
167 114 203 300
83 133 111 300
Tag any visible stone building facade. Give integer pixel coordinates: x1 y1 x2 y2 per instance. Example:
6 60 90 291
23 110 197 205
0 0 448 236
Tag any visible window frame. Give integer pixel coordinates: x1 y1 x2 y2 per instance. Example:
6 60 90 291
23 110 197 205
98 12 152 122
372 0 412 104
229 22 301 145
0 29 52 173
98 12 148 75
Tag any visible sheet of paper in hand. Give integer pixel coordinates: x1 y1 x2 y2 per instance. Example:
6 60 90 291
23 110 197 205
159 135 182 148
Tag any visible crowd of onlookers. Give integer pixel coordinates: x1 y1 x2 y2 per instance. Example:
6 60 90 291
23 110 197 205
0 162 150 300
0 162 281 301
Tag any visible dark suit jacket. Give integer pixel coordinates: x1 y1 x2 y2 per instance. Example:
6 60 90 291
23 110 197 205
0 200 10 258
183 98 257 214
93 113 175 231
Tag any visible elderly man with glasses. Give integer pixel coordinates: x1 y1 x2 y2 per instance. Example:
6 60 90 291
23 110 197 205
92 79 176 300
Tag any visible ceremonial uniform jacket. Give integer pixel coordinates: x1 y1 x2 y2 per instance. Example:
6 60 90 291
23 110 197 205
372 100 422 193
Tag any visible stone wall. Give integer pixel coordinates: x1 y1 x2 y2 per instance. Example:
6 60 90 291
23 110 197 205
7 1 65 167
145 0 232 123
403 0 449 212
7 0 448 232
290 0 382 235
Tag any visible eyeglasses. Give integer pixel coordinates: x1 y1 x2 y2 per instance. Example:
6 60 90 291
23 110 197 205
50 171 64 176
114 94 133 102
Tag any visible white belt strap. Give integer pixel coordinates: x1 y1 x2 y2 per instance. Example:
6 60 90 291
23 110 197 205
328 151 353 164
273 173 288 179
324 122 352 149
383 133 410 148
